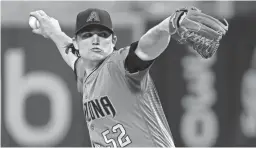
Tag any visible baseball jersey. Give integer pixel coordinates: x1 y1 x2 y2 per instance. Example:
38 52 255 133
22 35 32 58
74 42 175 147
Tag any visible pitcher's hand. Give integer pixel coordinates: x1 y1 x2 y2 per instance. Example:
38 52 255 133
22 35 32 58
29 10 62 39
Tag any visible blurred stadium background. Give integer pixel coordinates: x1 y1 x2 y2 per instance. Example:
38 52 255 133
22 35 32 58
1 1 256 147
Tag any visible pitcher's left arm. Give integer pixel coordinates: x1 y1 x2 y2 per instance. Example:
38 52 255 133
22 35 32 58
135 7 229 61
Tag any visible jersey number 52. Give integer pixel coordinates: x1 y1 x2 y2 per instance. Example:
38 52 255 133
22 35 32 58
102 123 132 147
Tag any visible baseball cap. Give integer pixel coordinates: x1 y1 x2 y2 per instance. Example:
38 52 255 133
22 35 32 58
75 8 114 35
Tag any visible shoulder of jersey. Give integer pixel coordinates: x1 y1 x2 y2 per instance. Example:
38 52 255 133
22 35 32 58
109 46 130 62
118 46 130 54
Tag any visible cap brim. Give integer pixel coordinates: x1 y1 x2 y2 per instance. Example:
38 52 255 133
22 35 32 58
75 24 113 35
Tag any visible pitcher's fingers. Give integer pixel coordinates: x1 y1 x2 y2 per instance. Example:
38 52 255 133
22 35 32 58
30 11 43 21
37 10 48 17
32 29 41 35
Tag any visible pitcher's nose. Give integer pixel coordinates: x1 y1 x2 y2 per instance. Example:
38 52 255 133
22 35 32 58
92 34 100 45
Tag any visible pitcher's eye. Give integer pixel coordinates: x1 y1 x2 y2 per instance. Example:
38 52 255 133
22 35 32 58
98 31 111 38
81 32 93 38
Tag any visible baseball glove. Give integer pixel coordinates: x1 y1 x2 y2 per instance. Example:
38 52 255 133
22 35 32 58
169 7 229 59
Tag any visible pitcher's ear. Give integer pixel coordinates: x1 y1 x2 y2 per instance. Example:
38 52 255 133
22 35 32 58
112 35 117 45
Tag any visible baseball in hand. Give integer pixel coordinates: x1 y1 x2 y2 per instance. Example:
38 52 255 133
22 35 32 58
29 16 40 29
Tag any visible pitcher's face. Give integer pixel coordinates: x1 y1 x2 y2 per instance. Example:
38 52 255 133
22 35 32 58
74 26 115 61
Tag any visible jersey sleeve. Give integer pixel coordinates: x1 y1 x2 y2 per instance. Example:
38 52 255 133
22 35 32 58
113 41 155 83
125 41 155 75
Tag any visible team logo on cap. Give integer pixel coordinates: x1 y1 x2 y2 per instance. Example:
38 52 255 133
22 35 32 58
87 11 100 22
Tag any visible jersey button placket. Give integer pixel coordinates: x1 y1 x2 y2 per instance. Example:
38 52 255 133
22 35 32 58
90 124 94 130
84 84 89 100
